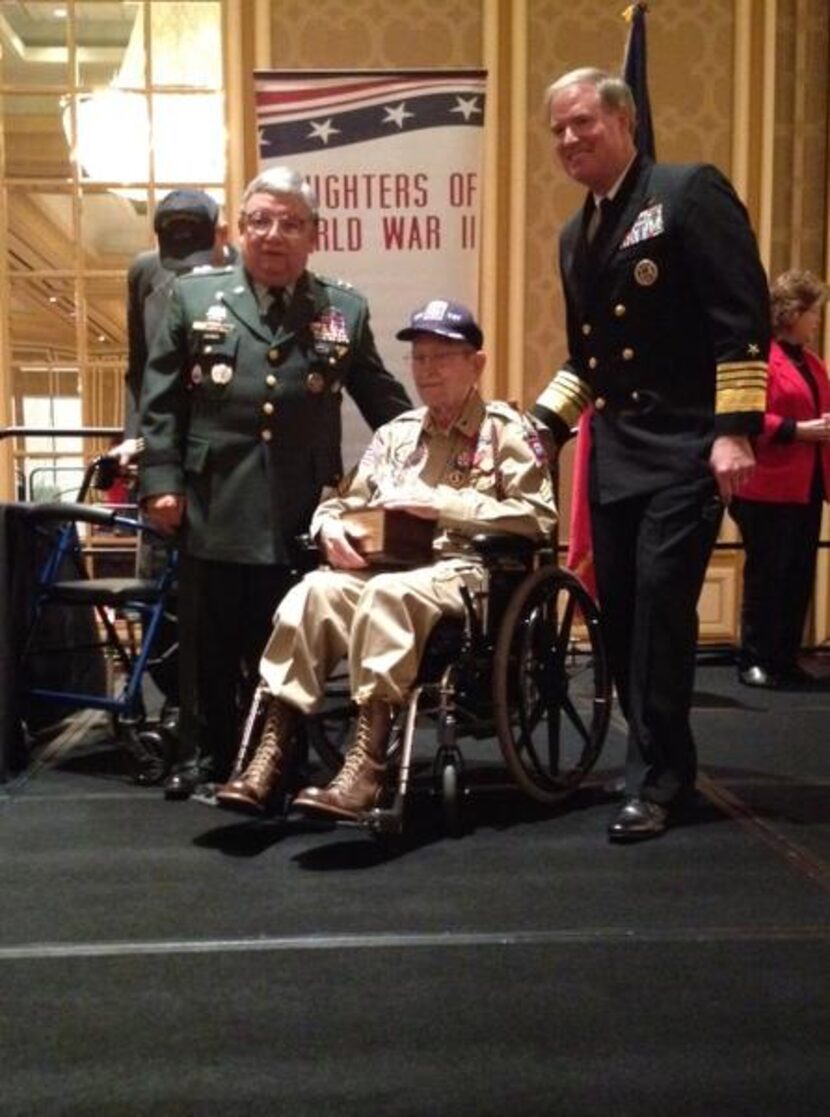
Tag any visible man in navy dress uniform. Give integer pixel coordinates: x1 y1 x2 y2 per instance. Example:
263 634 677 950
532 68 770 841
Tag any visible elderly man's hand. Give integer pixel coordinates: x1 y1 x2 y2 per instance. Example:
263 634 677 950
319 519 369 570
709 434 756 503
143 493 184 534
109 437 141 468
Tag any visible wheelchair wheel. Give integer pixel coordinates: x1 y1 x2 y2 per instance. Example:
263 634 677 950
493 566 611 803
433 747 464 837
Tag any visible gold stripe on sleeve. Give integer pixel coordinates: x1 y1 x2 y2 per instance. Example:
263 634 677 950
716 361 767 414
536 370 593 429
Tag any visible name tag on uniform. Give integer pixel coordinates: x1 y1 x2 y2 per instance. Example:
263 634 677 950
192 319 235 338
621 203 664 248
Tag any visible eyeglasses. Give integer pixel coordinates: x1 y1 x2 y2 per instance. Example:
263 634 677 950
407 348 474 369
243 211 310 238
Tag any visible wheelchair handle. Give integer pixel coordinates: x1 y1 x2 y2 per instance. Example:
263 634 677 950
22 502 172 546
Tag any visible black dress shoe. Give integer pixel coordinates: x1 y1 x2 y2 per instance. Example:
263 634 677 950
163 771 200 800
608 797 668 843
738 665 779 689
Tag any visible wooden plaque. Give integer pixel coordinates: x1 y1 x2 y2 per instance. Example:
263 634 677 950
341 507 435 566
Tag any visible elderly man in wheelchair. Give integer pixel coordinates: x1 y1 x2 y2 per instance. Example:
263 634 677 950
213 299 558 821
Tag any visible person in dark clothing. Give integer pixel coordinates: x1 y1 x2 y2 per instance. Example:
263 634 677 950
532 68 770 842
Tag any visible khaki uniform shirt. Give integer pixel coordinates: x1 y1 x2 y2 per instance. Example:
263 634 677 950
311 389 557 550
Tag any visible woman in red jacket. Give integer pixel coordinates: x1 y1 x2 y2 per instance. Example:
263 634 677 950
731 270 830 687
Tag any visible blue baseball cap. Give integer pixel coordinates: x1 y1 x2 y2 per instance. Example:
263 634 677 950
396 299 483 349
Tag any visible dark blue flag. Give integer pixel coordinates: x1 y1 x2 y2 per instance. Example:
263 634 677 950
622 2 655 158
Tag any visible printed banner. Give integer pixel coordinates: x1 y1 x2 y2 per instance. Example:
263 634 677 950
254 69 487 465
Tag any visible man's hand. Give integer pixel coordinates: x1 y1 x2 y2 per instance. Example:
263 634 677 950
319 519 368 570
709 434 756 503
109 437 141 468
143 493 185 534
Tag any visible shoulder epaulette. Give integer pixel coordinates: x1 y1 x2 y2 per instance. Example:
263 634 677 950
179 264 235 281
316 273 357 293
486 399 523 422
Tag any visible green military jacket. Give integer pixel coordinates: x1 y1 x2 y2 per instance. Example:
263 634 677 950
139 266 411 564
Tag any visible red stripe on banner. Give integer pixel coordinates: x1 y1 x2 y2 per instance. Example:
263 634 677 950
255 78 482 119
255 81 398 107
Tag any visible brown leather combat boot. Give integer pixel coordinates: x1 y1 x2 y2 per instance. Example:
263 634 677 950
215 696 296 815
293 699 394 821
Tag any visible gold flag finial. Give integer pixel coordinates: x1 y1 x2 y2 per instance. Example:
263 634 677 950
622 2 649 24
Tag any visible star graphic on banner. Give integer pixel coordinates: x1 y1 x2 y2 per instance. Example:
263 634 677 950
450 96 481 122
382 102 415 129
308 118 340 144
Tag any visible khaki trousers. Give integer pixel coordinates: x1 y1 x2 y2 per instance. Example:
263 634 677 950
259 560 484 712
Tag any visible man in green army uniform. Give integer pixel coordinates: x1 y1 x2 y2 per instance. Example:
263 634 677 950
212 300 557 821
139 166 411 798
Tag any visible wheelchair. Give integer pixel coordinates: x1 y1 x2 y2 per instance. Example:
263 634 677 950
232 532 612 837
18 456 179 784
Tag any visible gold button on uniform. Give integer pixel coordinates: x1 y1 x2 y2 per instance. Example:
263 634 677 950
263 401 274 415
265 374 277 387
588 357 598 370
267 347 280 364
614 304 626 317
261 429 273 442
595 396 606 411
631 390 640 402
582 323 592 336
622 348 635 361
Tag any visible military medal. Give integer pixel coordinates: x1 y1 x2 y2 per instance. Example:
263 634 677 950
621 203 664 248
311 309 349 344
306 372 325 394
447 470 465 488
634 259 659 286
207 304 228 322
211 363 233 385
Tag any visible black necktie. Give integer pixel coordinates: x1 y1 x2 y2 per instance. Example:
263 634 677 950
586 197 608 245
265 288 285 331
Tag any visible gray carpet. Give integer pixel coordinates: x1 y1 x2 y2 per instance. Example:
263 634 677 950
2 661 829 1116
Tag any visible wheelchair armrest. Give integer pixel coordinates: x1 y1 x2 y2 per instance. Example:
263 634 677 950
469 533 541 562
292 532 321 573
